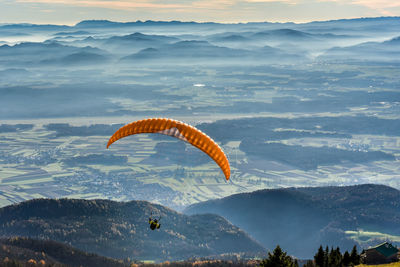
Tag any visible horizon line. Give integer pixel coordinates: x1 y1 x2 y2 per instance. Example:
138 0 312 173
1 15 399 27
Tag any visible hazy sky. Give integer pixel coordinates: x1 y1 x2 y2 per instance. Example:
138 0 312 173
1 0 400 24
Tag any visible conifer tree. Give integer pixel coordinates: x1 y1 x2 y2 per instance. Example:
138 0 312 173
350 245 360 265
328 247 342 267
314 245 325 267
342 251 351 266
324 246 329 267
260 245 298 267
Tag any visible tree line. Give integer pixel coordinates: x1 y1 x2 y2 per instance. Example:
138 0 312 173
260 245 361 267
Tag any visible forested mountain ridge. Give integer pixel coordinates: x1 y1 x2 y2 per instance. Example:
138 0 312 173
0 198 265 262
184 184 400 258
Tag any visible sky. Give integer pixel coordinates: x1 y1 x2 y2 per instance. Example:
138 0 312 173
1 0 400 24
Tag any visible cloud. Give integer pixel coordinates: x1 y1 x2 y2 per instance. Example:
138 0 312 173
353 0 400 15
16 0 186 9
14 0 245 14
245 0 297 3
191 0 237 9
14 0 400 12
14 0 250 15
245 0 400 12
316 0 400 15
9 0 400 24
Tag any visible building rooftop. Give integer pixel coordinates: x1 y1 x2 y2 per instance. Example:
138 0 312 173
368 242 399 258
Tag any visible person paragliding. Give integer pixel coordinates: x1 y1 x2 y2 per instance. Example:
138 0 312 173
148 212 161 230
107 118 231 230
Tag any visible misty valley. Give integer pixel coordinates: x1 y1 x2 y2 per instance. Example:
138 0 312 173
0 17 400 264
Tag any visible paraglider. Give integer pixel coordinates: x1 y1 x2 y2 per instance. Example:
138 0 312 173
107 118 230 180
148 212 161 230
149 218 160 230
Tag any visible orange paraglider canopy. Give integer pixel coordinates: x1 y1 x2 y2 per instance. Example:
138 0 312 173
107 118 230 180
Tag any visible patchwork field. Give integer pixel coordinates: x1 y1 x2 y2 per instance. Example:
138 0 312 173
1 115 399 210
1 18 400 210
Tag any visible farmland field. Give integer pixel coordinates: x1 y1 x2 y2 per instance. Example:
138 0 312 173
1 63 399 210
1 19 400 210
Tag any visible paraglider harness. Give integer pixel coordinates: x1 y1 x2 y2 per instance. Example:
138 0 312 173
148 211 161 230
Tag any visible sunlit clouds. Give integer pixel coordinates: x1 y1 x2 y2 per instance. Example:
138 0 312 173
350 0 400 16
316 0 400 15
16 0 186 9
3 0 400 24
14 0 400 11
244 0 297 3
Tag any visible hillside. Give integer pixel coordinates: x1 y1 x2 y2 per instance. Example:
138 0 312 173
121 40 252 63
0 237 264 267
184 184 400 258
0 199 265 262
0 42 110 66
0 237 125 267
318 36 400 62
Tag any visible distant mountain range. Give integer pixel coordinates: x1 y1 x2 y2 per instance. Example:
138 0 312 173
319 35 400 62
74 20 210 28
0 16 399 67
0 42 110 66
185 184 400 258
121 40 253 63
0 199 265 262
252 29 314 41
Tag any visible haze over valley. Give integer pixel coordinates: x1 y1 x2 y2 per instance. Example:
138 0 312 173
1 17 400 261
1 17 400 209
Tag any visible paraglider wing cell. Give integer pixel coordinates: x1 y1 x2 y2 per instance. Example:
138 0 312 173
107 118 230 180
